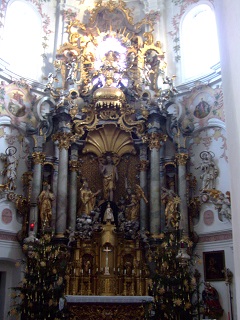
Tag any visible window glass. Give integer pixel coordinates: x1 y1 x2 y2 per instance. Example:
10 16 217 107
181 4 220 81
1 1 42 80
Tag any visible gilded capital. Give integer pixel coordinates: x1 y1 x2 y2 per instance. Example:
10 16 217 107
52 132 75 150
148 132 167 150
176 153 188 166
139 160 149 171
69 159 81 172
32 152 46 165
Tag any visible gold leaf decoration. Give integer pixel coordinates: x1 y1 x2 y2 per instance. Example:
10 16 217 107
82 124 136 157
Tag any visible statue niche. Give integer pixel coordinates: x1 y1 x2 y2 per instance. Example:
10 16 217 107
80 124 138 205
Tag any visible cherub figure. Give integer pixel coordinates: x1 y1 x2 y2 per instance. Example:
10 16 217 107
214 191 231 221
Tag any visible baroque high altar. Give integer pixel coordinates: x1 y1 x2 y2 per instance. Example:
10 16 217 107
12 0 198 318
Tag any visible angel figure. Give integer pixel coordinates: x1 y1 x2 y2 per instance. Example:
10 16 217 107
66 227 76 247
161 187 181 229
214 191 231 221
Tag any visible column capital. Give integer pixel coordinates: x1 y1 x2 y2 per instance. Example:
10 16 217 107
147 132 167 150
52 132 76 150
32 152 46 165
69 159 81 172
175 153 188 166
139 160 149 171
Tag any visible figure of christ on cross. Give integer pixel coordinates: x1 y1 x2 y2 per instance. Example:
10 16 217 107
103 246 112 275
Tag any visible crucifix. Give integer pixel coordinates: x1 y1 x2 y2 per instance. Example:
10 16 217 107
103 246 112 275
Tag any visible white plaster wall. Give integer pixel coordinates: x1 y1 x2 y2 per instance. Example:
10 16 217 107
0 199 22 234
195 240 236 320
214 1 240 317
0 241 23 320
194 202 232 235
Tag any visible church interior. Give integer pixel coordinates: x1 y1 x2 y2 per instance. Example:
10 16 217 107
0 0 239 319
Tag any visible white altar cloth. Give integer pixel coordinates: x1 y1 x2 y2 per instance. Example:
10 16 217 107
65 295 154 304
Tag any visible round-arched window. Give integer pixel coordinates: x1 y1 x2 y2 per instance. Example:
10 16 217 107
1 1 42 81
181 3 220 81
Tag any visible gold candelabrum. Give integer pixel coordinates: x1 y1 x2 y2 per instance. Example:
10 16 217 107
65 222 150 296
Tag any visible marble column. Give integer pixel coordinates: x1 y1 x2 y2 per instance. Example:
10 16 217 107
29 152 45 236
53 132 72 238
51 144 59 232
139 143 149 230
69 145 80 231
175 153 189 235
148 133 167 234
159 146 166 232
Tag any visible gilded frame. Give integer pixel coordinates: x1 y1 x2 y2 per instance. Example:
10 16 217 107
203 250 225 281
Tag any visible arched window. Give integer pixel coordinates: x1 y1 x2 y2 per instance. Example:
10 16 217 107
181 3 220 81
1 1 42 81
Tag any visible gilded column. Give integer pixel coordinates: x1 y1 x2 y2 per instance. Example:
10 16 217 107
29 152 45 235
69 145 80 231
175 153 189 234
53 132 73 238
148 133 167 234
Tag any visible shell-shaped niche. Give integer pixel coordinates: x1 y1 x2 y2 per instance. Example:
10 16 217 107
82 124 136 157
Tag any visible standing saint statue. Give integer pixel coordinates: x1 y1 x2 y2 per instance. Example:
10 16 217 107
99 155 118 201
103 202 114 223
196 151 218 190
161 187 181 229
202 282 223 319
0 146 18 190
38 182 55 228
78 180 101 216
125 184 148 221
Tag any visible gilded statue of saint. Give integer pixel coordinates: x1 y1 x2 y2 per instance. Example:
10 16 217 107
125 184 148 221
78 180 101 216
38 183 55 228
161 187 181 228
99 155 118 201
